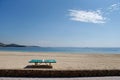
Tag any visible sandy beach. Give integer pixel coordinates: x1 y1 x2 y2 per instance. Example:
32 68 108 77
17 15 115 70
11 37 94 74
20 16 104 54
0 51 120 70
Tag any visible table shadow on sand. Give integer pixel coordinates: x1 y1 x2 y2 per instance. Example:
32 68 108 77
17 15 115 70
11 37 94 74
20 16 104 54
24 65 53 69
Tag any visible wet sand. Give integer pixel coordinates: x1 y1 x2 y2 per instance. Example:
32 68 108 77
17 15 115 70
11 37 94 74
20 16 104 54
0 51 120 70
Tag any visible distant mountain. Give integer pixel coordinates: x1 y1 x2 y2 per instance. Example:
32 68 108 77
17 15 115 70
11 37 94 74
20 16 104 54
0 42 26 47
5 44 26 47
0 43 6 47
0 42 41 47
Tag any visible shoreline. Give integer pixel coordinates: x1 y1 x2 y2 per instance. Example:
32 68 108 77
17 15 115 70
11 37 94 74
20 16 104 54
1 47 120 54
0 50 119 55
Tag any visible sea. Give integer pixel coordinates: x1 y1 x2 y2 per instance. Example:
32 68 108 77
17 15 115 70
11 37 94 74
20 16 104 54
0 47 120 54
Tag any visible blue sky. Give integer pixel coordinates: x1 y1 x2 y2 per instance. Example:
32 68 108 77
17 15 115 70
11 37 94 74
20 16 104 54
0 0 120 47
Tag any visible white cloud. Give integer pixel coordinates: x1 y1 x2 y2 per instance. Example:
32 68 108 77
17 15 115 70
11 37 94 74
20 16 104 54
69 9 106 24
108 3 120 12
